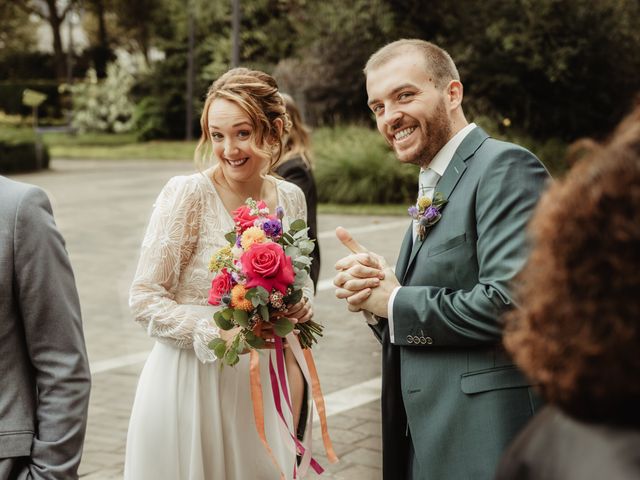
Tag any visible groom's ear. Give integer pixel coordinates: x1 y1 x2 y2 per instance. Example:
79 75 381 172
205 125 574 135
446 80 464 110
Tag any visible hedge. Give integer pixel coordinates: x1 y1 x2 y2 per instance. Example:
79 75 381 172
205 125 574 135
0 128 50 173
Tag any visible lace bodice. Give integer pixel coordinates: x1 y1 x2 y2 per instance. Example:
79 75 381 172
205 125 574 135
129 169 312 363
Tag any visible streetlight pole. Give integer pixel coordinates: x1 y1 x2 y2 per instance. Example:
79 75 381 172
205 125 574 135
185 0 195 141
231 0 240 67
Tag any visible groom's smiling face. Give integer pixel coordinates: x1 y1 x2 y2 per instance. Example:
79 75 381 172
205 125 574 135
366 50 453 168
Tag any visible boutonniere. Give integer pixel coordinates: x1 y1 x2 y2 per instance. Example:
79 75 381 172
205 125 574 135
408 192 448 241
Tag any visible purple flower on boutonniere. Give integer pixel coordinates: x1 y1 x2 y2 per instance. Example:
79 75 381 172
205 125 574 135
409 192 448 240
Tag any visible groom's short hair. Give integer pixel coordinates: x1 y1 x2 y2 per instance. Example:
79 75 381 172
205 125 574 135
364 39 460 89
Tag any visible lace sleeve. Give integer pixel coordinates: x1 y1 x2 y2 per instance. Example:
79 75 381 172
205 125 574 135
283 181 315 305
129 176 219 363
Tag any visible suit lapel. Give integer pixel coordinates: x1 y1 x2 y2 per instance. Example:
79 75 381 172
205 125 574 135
395 223 414 283
401 127 490 283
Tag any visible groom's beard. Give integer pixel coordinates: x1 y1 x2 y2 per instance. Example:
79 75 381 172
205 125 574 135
396 99 452 168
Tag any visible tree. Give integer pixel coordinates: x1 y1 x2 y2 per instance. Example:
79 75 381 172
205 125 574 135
274 0 394 125
384 0 640 140
83 0 114 78
0 2 37 56
10 0 79 82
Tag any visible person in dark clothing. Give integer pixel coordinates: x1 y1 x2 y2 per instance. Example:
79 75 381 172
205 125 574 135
497 104 640 480
275 93 321 291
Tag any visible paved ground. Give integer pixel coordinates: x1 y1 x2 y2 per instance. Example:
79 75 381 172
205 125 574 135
8 160 409 480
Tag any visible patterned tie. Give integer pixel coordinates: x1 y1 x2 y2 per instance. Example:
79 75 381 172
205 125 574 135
418 167 440 200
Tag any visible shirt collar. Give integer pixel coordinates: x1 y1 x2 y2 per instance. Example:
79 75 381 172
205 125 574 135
424 122 477 177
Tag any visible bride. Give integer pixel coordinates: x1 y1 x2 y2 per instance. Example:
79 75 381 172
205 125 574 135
124 68 314 479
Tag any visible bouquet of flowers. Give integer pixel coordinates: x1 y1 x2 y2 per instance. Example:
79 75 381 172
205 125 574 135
206 198 336 478
207 198 323 365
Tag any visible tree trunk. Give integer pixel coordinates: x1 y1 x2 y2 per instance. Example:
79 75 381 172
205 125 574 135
44 0 68 82
92 0 111 78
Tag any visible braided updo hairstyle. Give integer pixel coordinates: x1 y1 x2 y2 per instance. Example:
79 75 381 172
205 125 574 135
196 68 292 171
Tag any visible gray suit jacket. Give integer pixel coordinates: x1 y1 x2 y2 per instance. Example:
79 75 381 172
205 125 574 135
0 176 91 479
371 127 550 479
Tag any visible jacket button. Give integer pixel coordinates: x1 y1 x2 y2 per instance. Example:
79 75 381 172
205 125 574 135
426 337 433 345
413 335 420 344
420 336 427 344
407 335 413 343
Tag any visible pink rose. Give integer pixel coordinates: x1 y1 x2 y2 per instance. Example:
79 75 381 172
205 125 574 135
232 201 268 233
208 269 233 305
241 242 294 294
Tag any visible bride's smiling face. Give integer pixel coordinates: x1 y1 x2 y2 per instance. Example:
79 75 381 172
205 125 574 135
208 98 269 182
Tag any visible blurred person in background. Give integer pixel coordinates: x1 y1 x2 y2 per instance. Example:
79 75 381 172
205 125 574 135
276 93 320 291
497 105 640 480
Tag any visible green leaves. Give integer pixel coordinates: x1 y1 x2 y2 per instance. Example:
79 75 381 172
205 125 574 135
224 231 237 244
290 219 307 232
285 289 303 306
246 286 269 307
233 309 249 328
245 330 266 349
272 317 295 337
214 310 233 330
208 338 227 359
259 304 270 322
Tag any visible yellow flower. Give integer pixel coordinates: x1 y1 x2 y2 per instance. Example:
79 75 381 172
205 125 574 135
417 196 432 210
230 284 254 311
208 245 233 272
241 226 266 250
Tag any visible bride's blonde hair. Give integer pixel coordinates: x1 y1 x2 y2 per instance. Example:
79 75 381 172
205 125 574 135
195 68 292 172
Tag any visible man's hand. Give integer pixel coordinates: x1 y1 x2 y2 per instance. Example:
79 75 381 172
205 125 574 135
333 227 400 317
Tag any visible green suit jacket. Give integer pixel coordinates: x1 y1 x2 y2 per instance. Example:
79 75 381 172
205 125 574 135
372 127 550 479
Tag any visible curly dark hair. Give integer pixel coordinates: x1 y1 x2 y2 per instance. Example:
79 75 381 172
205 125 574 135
504 105 640 427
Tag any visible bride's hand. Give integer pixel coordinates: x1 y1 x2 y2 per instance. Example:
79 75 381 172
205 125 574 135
276 297 313 324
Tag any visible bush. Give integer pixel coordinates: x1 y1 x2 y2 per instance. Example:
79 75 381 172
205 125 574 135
0 127 49 173
313 125 419 204
71 61 135 133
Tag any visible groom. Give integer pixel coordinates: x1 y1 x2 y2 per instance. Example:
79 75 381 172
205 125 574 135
333 39 550 479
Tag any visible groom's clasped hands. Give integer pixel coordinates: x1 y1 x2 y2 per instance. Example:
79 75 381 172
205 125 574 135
333 226 400 318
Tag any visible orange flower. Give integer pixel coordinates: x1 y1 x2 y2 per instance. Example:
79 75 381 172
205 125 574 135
230 284 253 311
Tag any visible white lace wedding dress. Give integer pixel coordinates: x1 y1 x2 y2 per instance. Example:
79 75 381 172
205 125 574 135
124 169 313 480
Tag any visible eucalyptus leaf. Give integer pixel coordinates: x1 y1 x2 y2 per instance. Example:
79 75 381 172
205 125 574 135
285 246 301 259
256 286 270 303
236 339 247 354
282 233 295 244
224 231 237 244
293 227 310 240
215 315 233 330
286 289 303 306
290 219 307 232
246 334 266 349
233 309 249 328
273 317 295 337
298 240 315 255
213 341 227 359
221 308 234 320
224 349 239 366
208 337 225 350
259 304 269 322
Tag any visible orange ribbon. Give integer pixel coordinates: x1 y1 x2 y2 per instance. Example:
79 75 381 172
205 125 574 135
249 350 286 480
303 348 338 464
